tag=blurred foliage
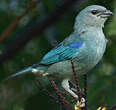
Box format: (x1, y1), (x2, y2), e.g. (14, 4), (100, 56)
(0, 0), (116, 110)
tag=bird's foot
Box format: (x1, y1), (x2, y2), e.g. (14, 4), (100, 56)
(62, 79), (86, 109)
(75, 97), (85, 110)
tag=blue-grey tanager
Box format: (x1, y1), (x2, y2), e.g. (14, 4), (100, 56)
(5, 5), (113, 99)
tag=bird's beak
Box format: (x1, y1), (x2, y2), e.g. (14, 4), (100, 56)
(100, 10), (113, 18)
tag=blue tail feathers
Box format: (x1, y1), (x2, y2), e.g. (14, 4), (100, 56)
(5, 67), (33, 81)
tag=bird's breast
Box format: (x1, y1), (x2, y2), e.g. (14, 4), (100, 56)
(72, 30), (107, 74)
(81, 31), (107, 69)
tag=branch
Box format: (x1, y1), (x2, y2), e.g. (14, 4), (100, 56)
(50, 80), (74, 110)
(36, 78), (67, 110)
(84, 74), (88, 110)
(70, 58), (81, 101)
(0, 0), (41, 43)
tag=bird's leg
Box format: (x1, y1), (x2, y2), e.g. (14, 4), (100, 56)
(61, 78), (78, 99)
(62, 79), (86, 109)
(68, 80), (77, 93)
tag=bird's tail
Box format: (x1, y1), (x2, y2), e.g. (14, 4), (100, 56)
(4, 66), (33, 81)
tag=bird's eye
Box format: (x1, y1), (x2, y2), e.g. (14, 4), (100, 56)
(91, 10), (98, 15)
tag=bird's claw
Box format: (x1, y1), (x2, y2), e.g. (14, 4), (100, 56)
(75, 97), (85, 110)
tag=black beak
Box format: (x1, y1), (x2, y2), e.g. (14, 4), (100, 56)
(100, 10), (113, 17)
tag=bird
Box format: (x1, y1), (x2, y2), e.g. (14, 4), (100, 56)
(5, 5), (113, 99)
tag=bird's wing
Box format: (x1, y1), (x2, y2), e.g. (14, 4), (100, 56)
(40, 42), (83, 65)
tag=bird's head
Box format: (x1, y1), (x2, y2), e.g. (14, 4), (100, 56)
(74, 5), (113, 31)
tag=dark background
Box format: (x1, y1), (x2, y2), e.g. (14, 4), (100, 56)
(0, 0), (116, 110)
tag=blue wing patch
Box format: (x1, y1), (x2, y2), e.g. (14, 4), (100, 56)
(40, 42), (83, 65)
(70, 43), (83, 48)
